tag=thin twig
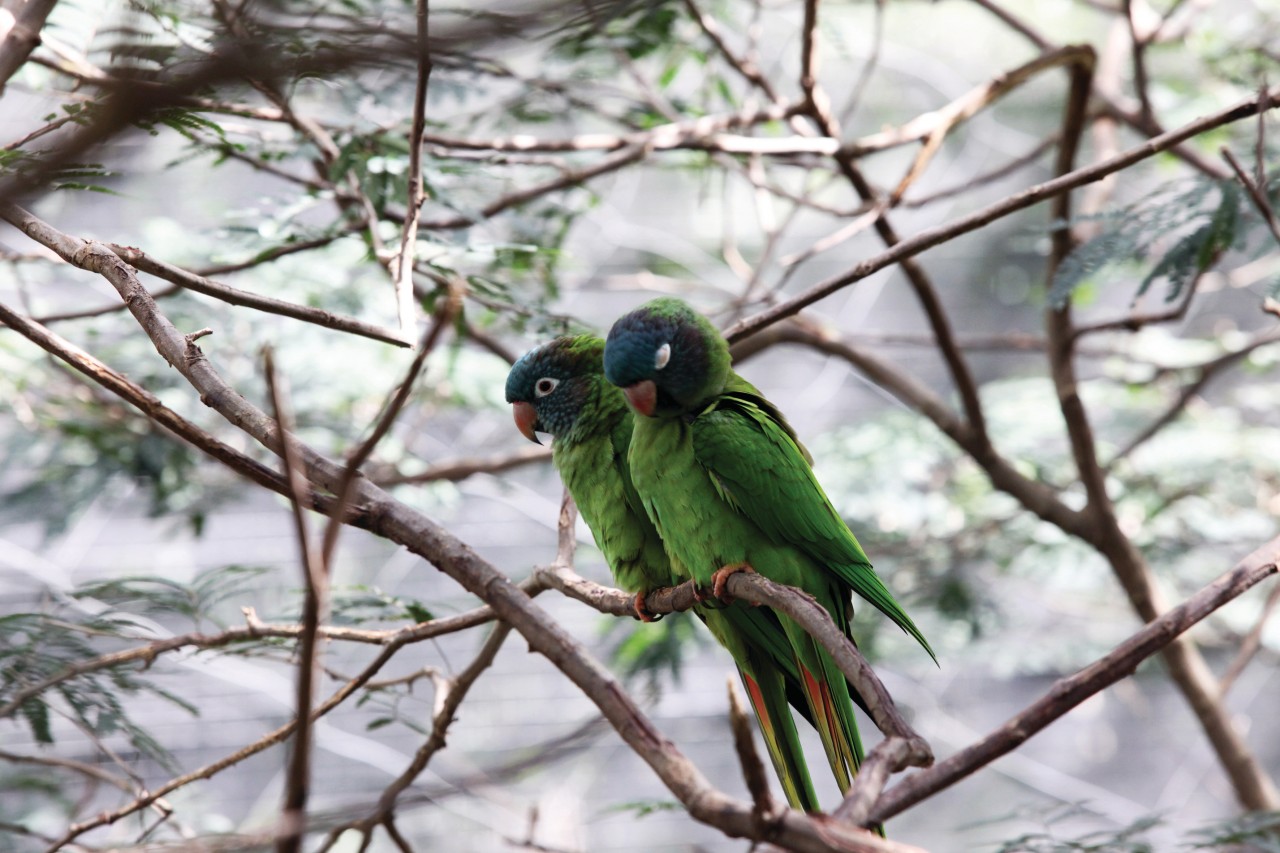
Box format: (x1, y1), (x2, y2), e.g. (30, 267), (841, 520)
(726, 83), (1280, 343)
(1106, 328), (1280, 468)
(392, 0), (433, 339)
(1124, 0), (1157, 127)
(1221, 146), (1280, 248)
(376, 445), (552, 486)
(321, 622), (514, 849)
(419, 145), (650, 230)
(888, 46), (1096, 203)
(265, 349), (327, 853)
(0, 589), (534, 724)
(318, 290), (459, 569)
(1218, 579), (1280, 698)
(109, 244), (411, 347)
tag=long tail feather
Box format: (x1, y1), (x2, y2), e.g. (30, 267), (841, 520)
(703, 607), (821, 811)
(740, 665), (820, 812)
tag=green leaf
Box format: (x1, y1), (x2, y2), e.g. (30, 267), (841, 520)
(20, 699), (53, 744)
(403, 601), (434, 623)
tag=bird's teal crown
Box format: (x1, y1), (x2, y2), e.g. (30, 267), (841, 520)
(505, 334), (613, 440)
(603, 297), (731, 416)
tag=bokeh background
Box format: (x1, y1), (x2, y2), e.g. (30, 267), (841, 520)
(2, 0), (1279, 850)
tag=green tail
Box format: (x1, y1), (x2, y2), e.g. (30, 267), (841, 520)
(703, 608), (820, 811)
(783, 613), (888, 836)
(738, 661), (820, 812)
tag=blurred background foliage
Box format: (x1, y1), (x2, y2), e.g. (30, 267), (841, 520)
(1, 0), (1279, 850)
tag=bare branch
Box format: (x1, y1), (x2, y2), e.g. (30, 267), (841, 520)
(868, 538), (1280, 824)
(106, 244), (412, 348)
(318, 289), (459, 569)
(833, 738), (915, 826)
(537, 563), (930, 754)
(0, 0), (59, 92)
(1221, 146), (1280, 248)
(376, 445), (552, 486)
(391, 0), (433, 338)
(1218, 578), (1280, 698)
(0, 296), (306, 511)
(264, 349), (327, 853)
(726, 83), (1280, 343)
(1042, 44), (1280, 810)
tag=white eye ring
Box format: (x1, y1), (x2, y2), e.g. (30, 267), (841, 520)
(534, 377), (560, 398)
(654, 342), (671, 370)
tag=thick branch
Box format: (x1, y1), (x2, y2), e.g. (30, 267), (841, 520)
(0, 0), (59, 92)
(14, 197), (902, 853)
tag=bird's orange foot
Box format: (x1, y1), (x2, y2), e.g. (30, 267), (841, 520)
(692, 583), (713, 605)
(633, 591), (662, 622)
(712, 563), (756, 602)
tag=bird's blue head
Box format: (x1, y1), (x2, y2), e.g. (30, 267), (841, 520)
(505, 335), (611, 444)
(603, 297), (731, 418)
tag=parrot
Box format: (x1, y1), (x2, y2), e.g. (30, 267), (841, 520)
(602, 297), (935, 797)
(506, 333), (832, 811)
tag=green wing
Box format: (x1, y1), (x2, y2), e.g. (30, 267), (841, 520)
(557, 415), (672, 594)
(691, 387), (935, 661)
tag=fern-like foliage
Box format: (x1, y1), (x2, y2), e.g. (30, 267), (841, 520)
(1050, 177), (1249, 309)
(1187, 809), (1280, 851)
(0, 565), (269, 760)
(0, 609), (192, 766)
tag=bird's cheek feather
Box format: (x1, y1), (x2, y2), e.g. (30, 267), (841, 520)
(512, 401), (542, 444)
(623, 380), (658, 417)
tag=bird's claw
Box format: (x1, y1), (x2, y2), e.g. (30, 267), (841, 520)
(633, 591), (662, 622)
(712, 563), (756, 603)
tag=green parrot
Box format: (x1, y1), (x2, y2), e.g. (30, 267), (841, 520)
(602, 298), (935, 797)
(505, 334), (830, 811)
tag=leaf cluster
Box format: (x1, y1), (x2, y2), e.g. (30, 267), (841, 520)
(1049, 178), (1252, 308)
(0, 612), (190, 763)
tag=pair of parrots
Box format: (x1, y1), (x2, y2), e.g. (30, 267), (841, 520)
(504, 297), (932, 814)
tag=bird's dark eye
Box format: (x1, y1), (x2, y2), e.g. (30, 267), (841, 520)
(535, 377), (560, 397)
(654, 342), (671, 369)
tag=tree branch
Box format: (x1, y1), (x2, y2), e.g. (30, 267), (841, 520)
(391, 0), (432, 339)
(868, 538), (1280, 824)
(265, 350), (328, 853)
(726, 83), (1280, 343)
(106, 244), (411, 347)
(11, 190), (906, 853)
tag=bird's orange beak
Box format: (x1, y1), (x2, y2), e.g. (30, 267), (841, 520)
(512, 401), (542, 444)
(622, 380), (657, 418)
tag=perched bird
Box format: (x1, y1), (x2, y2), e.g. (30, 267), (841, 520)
(505, 334), (827, 810)
(603, 297), (934, 795)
